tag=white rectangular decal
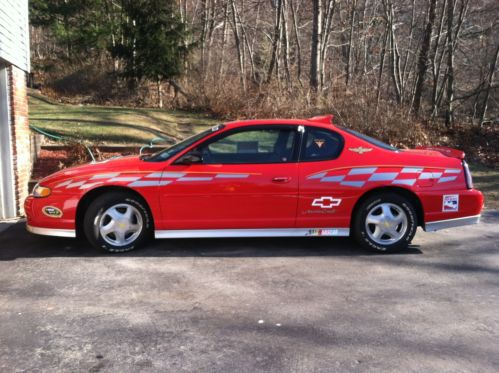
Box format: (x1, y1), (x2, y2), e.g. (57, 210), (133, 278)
(443, 194), (459, 212)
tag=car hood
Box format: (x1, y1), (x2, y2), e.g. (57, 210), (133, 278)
(39, 155), (143, 186)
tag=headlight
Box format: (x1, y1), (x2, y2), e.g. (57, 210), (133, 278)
(32, 184), (52, 198)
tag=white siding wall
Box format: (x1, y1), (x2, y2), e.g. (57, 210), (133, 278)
(0, 0), (30, 72)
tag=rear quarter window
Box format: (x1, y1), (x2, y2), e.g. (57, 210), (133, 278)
(301, 127), (344, 162)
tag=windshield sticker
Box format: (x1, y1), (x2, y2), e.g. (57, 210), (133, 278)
(314, 139), (326, 148)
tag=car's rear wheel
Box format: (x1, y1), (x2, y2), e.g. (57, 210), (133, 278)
(353, 193), (417, 253)
(83, 192), (152, 253)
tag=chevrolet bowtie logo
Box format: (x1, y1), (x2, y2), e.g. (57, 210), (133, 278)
(312, 196), (342, 209)
(349, 146), (373, 154)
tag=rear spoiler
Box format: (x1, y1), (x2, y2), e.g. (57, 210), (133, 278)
(416, 146), (465, 160)
(308, 114), (334, 125)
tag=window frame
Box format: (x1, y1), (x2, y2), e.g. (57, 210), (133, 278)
(339, 126), (398, 151)
(180, 125), (302, 165)
(298, 126), (345, 163)
(145, 124), (225, 162)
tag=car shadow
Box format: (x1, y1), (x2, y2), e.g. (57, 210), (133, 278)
(0, 223), (422, 260)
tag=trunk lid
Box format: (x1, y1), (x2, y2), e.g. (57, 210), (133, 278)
(415, 146), (465, 160)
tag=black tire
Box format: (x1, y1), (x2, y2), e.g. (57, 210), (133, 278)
(353, 193), (417, 253)
(83, 192), (152, 253)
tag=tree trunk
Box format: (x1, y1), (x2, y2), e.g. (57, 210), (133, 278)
(290, 0), (302, 82)
(413, 0), (437, 116)
(229, 0), (246, 91)
(479, 44), (499, 126)
(310, 0), (323, 93)
(345, 0), (357, 87)
(445, 0), (455, 127)
(218, 1), (229, 77)
(281, 0), (291, 83)
(401, 0), (416, 96)
(376, 25), (389, 113)
(157, 78), (163, 108)
(267, 0), (283, 83)
(320, 0), (336, 89)
(430, 0), (447, 118)
(383, 0), (402, 103)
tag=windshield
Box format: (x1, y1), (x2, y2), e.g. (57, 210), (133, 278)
(340, 127), (398, 151)
(145, 124), (225, 162)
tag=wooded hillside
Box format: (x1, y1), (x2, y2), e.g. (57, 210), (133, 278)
(29, 0), (498, 164)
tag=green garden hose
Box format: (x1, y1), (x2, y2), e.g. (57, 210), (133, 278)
(29, 124), (95, 162)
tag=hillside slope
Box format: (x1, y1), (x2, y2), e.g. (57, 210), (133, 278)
(29, 91), (218, 145)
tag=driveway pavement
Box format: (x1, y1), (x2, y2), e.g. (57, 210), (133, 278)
(0, 211), (498, 372)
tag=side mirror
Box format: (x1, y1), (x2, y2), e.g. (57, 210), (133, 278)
(176, 151), (203, 165)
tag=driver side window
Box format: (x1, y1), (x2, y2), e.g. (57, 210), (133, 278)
(197, 127), (297, 164)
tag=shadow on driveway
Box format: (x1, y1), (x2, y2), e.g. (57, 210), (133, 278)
(0, 222), (422, 260)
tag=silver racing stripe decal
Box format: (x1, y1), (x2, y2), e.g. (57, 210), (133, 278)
(55, 179), (73, 188)
(215, 173), (249, 179)
(66, 181), (86, 189)
(368, 172), (398, 181)
(128, 180), (172, 187)
(308, 166), (462, 188)
(177, 177), (213, 182)
(90, 173), (120, 180)
(348, 167), (377, 175)
(109, 176), (141, 182)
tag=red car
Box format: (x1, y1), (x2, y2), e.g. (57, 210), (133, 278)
(25, 115), (483, 253)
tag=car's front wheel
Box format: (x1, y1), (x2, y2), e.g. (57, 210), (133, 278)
(353, 193), (417, 253)
(83, 192), (152, 253)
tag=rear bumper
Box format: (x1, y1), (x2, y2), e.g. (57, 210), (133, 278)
(420, 188), (484, 226)
(424, 214), (480, 232)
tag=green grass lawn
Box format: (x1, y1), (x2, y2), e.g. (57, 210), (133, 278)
(29, 91), (218, 145)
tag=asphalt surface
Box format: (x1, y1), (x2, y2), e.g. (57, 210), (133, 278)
(0, 211), (498, 372)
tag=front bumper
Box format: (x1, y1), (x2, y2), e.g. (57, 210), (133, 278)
(424, 214), (481, 232)
(24, 195), (78, 236)
(26, 224), (76, 238)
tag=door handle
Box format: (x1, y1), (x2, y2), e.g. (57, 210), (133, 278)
(272, 177), (291, 183)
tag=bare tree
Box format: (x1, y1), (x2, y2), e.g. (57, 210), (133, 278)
(267, 0), (283, 83)
(229, 0), (246, 90)
(310, 0), (323, 92)
(345, 0), (357, 87)
(413, 0), (437, 116)
(479, 44), (499, 125)
(30, 0), (499, 127)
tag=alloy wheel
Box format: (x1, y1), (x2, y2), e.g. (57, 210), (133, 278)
(98, 203), (143, 247)
(365, 202), (408, 245)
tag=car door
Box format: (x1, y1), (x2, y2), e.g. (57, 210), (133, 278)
(160, 125), (300, 229)
(296, 126), (352, 229)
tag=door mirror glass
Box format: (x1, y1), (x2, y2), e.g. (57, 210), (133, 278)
(176, 151), (203, 165)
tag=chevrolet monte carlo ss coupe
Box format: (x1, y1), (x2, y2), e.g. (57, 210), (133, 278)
(26, 115), (484, 253)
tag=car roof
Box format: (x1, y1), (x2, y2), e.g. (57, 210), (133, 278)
(223, 115), (339, 130)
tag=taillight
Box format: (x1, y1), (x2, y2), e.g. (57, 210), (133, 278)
(462, 160), (473, 189)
